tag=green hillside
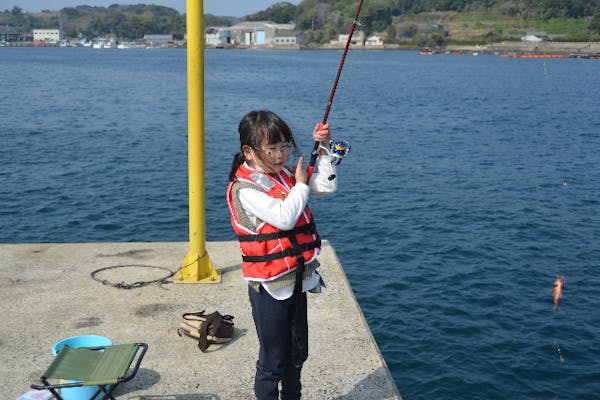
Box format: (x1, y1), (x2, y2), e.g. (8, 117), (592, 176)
(2, 1), (600, 47)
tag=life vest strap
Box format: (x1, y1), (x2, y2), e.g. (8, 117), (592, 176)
(237, 221), (317, 242)
(241, 239), (321, 263)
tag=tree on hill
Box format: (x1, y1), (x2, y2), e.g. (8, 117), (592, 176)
(361, 2), (395, 35)
(204, 14), (238, 27)
(88, 10), (185, 39)
(244, 1), (298, 23)
(2, 1), (600, 45)
(589, 13), (600, 35)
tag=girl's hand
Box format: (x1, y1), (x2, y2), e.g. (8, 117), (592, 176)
(313, 123), (330, 143)
(295, 156), (308, 184)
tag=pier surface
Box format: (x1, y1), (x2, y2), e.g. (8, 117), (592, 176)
(1, 241), (401, 400)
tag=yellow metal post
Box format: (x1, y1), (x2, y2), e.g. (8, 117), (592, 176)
(176, 0), (221, 283)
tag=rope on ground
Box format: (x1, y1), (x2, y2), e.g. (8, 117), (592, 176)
(90, 256), (198, 289)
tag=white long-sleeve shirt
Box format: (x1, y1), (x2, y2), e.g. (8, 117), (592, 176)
(237, 155), (337, 231)
(237, 155), (337, 299)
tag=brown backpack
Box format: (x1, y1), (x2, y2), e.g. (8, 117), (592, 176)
(177, 310), (235, 352)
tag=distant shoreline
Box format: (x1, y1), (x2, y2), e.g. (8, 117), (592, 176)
(209, 41), (600, 55)
(446, 41), (600, 56)
(4, 41), (600, 56)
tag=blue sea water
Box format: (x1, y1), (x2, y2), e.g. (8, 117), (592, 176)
(2, 47), (600, 399)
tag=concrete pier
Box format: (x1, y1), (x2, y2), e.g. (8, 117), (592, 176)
(1, 241), (401, 400)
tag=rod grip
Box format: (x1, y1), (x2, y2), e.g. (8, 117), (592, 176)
(308, 122), (327, 167)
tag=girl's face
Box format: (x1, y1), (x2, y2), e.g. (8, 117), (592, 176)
(243, 136), (292, 174)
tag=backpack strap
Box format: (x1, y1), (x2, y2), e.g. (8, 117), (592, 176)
(197, 314), (217, 352)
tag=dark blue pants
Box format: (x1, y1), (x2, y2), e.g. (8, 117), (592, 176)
(248, 285), (308, 400)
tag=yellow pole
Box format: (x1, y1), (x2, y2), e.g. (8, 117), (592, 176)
(176, 0), (221, 283)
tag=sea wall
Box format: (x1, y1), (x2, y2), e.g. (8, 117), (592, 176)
(449, 41), (600, 55)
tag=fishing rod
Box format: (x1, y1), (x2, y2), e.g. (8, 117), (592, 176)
(308, 0), (365, 172)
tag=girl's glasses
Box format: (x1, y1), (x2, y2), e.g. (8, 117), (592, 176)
(254, 142), (294, 159)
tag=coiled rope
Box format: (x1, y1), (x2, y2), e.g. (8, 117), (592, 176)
(90, 256), (198, 289)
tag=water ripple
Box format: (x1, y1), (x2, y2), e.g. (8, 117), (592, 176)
(3, 48), (600, 399)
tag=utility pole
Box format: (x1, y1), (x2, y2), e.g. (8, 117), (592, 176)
(175, 0), (221, 284)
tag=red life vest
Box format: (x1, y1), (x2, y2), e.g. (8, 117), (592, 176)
(226, 163), (321, 281)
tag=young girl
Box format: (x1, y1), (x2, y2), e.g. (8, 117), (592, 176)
(227, 110), (337, 400)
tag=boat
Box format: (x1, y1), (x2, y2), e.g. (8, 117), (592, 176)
(92, 38), (115, 49)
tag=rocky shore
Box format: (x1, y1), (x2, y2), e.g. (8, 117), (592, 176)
(447, 41), (600, 56)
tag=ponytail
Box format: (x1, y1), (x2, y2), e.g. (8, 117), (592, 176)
(229, 152), (245, 181)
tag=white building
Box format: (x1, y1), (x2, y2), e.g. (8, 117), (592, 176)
(330, 30), (365, 46)
(33, 29), (61, 43)
(521, 34), (542, 42)
(273, 29), (301, 46)
(207, 21), (301, 48)
(365, 34), (384, 46)
(206, 27), (230, 47)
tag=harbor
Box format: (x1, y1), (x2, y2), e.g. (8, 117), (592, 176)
(1, 241), (402, 400)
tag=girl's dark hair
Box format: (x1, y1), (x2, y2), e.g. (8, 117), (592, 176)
(229, 110), (298, 181)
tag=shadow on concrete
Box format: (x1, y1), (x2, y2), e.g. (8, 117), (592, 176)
(114, 368), (160, 395)
(135, 395), (221, 400)
(218, 263), (242, 274)
(332, 366), (400, 400)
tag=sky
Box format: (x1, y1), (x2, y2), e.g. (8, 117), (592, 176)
(2, 0), (302, 17)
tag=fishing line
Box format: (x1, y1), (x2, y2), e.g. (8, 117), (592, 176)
(308, 0), (365, 177)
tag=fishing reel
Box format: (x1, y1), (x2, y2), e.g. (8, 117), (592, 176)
(319, 139), (351, 166)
